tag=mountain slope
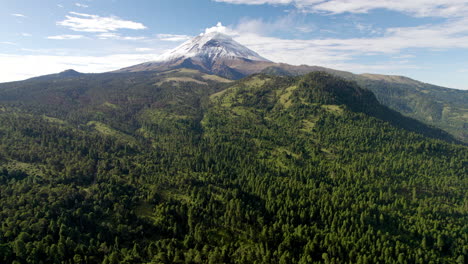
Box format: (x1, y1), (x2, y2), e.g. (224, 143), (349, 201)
(115, 32), (468, 142)
(0, 67), (457, 144)
(31, 69), (84, 80)
(210, 72), (458, 143)
(0, 71), (466, 263)
(0, 68), (230, 125)
(260, 65), (468, 143)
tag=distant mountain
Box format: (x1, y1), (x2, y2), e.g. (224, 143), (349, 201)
(27, 69), (85, 81)
(118, 32), (275, 79)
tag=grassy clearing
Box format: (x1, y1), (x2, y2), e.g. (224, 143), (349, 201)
(321, 104), (343, 114)
(279, 85), (297, 108)
(274, 147), (300, 159)
(87, 121), (137, 145)
(102, 102), (119, 109)
(201, 74), (232, 83)
(140, 108), (190, 123)
(174, 68), (200, 74)
(243, 76), (269, 88)
(156, 77), (207, 86)
(4, 160), (43, 176)
(301, 119), (316, 132)
(231, 106), (251, 116)
(42, 115), (66, 124)
(159, 189), (191, 204)
(210, 89), (229, 100)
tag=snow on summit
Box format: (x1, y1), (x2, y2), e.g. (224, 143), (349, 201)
(155, 23), (271, 63)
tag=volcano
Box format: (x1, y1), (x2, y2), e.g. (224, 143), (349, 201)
(118, 31), (276, 79)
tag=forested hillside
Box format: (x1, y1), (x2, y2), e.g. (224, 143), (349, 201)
(260, 65), (468, 143)
(0, 71), (466, 264)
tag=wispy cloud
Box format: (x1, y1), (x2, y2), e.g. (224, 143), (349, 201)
(0, 42), (17, 46)
(96, 33), (120, 39)
(156, 34), (191, 41)
(20, 33), (32, 37)
(392, 54), (415, 59)
(11, 13), (26, 18)
(234, 16), (468, 56)
(47, 35), (85, 40)
(96, 33), (147, 40)
(135, 48), (154, 52)
(235, 13), (316, 35)
(57, 12), (146, 32)
(75, 3), (89, 8)
(191, 18), (468, 76)
(215, 0), (468, 17)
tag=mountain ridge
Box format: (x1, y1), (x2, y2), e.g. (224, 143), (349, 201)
(2, 32), (467, 142)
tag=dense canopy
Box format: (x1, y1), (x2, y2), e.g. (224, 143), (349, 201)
(0, 71), (466, 263)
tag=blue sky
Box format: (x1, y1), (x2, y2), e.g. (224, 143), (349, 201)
(1, 0), (468, 89)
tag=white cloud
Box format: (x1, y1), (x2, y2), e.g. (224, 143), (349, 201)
(11, 13), (26, 17)
(235, 14), (316, 35)
(135, 48), (154, 52)
(311, 0), (468, 17)
(354, 23), (381, 35)
(57, 12), (146, 32)
(47, 35), (85, 40)
(96, 33), (120, 39)
(204, 22), (236, 35)
(58, 4), (64, 8)
(296, 26), (314, 33)
(96, 33), (147, 40)
(75, 3), (89, 8)
(228, 16), (468, 63)
(122, 36), (146, 40)
(215, 0), (296, 4)
(156, 34), (191, 41)
(214, 0), (468, 17)
(392, 54), (415, 59)
(20, 33), (32, 37)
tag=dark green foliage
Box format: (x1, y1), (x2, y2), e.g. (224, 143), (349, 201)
(0, 71), (466, 263)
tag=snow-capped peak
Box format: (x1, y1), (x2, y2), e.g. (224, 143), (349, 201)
(155, 31), (271, 63)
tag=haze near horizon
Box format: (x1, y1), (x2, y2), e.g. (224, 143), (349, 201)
(2, 0), (468, 90)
